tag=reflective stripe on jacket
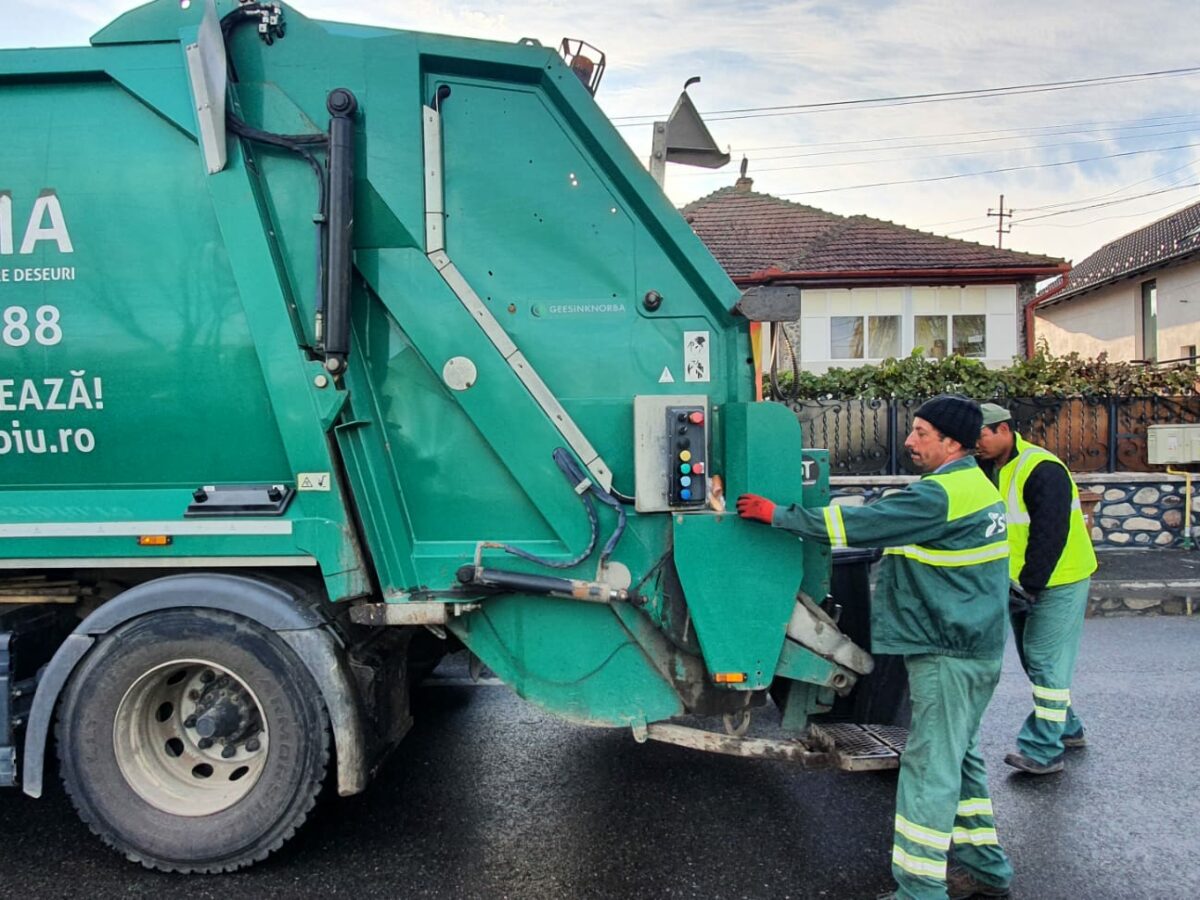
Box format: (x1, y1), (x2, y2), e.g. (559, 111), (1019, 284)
(998, 434), (1097, 587)
(772, 456), (1009, 659)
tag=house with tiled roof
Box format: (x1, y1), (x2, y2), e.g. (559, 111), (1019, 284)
(1032, 200), (1200, 362)
(684, 173), (1068, 373)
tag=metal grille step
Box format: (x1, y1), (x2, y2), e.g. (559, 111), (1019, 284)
(807, 723), (908, 771)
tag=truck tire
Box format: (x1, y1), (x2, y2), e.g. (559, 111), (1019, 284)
(56, 608), (330, 873)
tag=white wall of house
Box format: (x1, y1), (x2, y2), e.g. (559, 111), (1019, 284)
(1035, 285), (1138, 359)
(1037, 260), (1200, 361)
(1158, 264), (1200, 360)
(787, 284), (1018, 374)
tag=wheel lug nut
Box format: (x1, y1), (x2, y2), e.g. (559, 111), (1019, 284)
(198, 737), (213, 749)
(184, 716), (197, 729)
(245, 738), (261, 752)
(188, 690), (200, 700)
(221, 745), (237, 759)
(200, 670), (214, 684)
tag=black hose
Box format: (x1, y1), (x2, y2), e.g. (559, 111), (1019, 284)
(593, 477), (627, 563)
(499, 448), (627, 568)
(219, 5), (331, 353)
(608, 486), (636, 505)
(500, 449), (597, 568)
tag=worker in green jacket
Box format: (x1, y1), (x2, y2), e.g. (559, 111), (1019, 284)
(737, 394), (1012, 900)
(976, 403), (1098, 776)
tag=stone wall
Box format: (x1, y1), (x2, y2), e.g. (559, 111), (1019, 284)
(1075, 474), (1197, 548)
(1089, 596), (1195, 617)
(831, 472), (1197, 549)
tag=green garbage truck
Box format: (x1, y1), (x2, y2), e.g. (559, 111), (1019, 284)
(0, 0), (904, 873)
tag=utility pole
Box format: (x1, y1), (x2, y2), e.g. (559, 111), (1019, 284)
(987, 194), (1012, 248)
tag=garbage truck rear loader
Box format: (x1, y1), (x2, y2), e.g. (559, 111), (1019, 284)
(0, 0), (901, 872)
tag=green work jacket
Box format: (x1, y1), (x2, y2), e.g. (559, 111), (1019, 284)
(995, 433), (1097, 588)
(771, 455), (1009, 659)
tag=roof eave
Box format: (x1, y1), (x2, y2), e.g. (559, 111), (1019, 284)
(1040, 248), (1200, 308)
(734, 264), (1070, 288)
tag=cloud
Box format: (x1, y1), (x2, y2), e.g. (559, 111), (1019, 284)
(4, 0), (1200, 262)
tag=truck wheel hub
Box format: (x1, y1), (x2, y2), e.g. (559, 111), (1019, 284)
(113, 659), (270, 816)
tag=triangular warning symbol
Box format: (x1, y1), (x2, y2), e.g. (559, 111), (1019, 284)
(300, 476), (313, 489)
(659, 367), (675, 383)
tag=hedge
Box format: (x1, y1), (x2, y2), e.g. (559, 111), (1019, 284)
(769, 343), (1199, 401)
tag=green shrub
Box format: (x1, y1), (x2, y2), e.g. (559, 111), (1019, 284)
(769, 341), (1199, 400)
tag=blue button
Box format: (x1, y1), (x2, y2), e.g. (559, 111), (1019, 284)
(680, 489), (692, 501)
(680, 476), (692, 487)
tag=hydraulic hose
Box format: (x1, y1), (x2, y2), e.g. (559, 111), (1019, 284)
(219, 5), (347, 368)
(498, 448), (627, 569)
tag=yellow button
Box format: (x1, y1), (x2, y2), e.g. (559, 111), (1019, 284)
(679, 450), (692, 462)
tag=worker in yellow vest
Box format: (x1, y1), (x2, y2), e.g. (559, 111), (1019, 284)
(976, 403), (1098, 775)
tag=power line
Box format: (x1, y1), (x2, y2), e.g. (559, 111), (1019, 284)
(611, 66), (1200, 125)
(708, 76), (1200, 124)
(941, 182), (1200, 236)
(776, 140), (1200, 197)
(1018, 182), (1200, 224)
(1016, 160), (1200, 213)
(744, 118), (1200, 164)
(725, 114), (1198, 156)
(669, 124), (1199, 177)
(917, 159), (1200, 228)
(1017, 194), (1200, 230)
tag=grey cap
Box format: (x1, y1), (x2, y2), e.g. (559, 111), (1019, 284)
(980, 402), (1012, 427)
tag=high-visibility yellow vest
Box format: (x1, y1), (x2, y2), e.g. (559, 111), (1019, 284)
(997, 434), (1097, 587)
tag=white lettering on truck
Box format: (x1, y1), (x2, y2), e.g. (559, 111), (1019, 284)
(2, 305), (63, 346)
(0, 193), (107, 459)
(0, 420), (95, 455)
(0, 372), (102, 411)
(0, 190), (74, 255)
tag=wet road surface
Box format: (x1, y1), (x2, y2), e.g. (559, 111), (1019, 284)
(0, 615), (1195, 899)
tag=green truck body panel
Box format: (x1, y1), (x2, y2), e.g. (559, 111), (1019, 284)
(0, 0), (848, 730)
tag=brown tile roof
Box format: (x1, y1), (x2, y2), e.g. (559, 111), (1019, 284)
(1035, 199), (1200, 306)
(682, 184), (1065, 280)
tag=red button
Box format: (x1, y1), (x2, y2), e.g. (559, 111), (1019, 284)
(691, 461), (705, 475)
(689, 411), (705, 425)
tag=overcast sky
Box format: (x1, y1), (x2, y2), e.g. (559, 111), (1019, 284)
(4, 0), (1200, 265)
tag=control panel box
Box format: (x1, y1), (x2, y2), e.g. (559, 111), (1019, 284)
(1147, 424), (1200, 464)
(634, 394), (709, 513)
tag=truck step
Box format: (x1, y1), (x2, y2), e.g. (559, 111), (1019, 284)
(640, 720), (908, 771)
(807, 722), (907, 772)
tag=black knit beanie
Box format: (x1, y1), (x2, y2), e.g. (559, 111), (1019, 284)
(914, 394), (982, 450)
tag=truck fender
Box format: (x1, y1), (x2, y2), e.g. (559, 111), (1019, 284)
(22, 573), (368, 800)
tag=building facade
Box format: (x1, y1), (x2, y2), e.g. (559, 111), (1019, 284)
(1034, 201), (1200, 362)
(685, 175), (1065, 374)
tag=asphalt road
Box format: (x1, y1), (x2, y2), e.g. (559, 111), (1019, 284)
(0, 616), (1196, 899)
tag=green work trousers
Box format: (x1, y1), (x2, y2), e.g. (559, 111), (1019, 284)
(892, 654), (1013, 900)
(1011, 577), (1089, 764)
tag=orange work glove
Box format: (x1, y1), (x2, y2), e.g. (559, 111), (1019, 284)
(735, 493), (776, 524)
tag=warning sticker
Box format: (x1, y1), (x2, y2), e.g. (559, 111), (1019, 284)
(684, 331), (710, 383)
(658, 366), (675, 384)
(297, 472), (331, 491)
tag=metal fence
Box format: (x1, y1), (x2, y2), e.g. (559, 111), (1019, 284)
(779, 396), (1200, 476)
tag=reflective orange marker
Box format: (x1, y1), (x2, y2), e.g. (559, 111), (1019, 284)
(137, 535), (172, 547)
(713, 672), (746, 684)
